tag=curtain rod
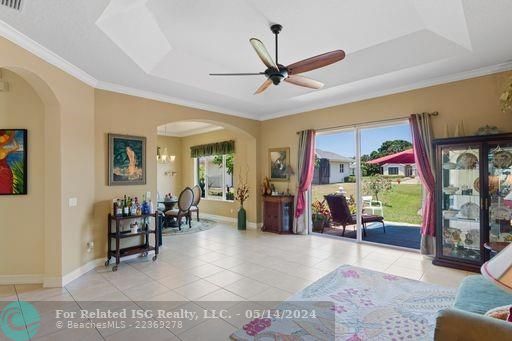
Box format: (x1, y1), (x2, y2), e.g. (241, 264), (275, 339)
(296, 111), (438, 134)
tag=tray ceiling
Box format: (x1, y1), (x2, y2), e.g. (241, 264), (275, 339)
(1, 0), (511, 120)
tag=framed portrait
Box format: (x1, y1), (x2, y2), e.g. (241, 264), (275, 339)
(108, 134), (146, 186)
(269, 147), (290, 181)
(0, 129), (27, 195)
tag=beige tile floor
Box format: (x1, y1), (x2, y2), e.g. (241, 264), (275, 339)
(0, 223), (472, 340)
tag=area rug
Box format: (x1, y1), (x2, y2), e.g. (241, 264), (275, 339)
(161, 218), (215, 236)
(230, 265), (455, 340)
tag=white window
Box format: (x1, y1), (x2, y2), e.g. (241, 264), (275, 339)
(340, 164), (345, 173)
(388, 167), (399, 175)
(196, 154), (234, 201)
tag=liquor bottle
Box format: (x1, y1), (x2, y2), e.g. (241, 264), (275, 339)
(116, 199), (123, 217)
(149, 199), (154, 214)
(135, 197), (141, 216)
(123, 196), (129, 217)
(130, 198), (137, 216)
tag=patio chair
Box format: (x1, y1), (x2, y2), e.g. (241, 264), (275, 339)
(324, 194), (385, 237)
(362, 195), (384, 216)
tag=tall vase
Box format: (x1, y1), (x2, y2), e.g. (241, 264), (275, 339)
(238, 205), (247, 230)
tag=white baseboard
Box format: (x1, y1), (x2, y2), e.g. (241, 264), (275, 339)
(0, 274), (43, 285)
(201, 213), (259, 230)
(61, 258), (105, 287)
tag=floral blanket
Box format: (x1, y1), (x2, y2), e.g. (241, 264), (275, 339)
(231, 265), (455, 340)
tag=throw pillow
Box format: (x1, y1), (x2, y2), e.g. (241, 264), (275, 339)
(485, 305), (512, 322)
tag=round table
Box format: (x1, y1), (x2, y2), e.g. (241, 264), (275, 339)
(158, 199), (179, 226)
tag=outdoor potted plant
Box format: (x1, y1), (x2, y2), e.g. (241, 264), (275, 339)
(312, 200), (330, 232)
(235, 171), (249, 230)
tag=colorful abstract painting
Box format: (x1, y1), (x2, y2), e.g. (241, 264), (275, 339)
(108, 133), (146, 186)
(0, 129), (27, 195)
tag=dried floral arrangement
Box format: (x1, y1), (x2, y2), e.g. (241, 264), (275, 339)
(500, 77), (512, 113)
(235, 168), (250, 207)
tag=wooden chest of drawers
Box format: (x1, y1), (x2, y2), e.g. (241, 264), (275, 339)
(262, 195), (294, 234)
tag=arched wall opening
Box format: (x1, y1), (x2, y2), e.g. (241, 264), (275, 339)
(155, 120), (258, 225)
(0, 67), (62, 284)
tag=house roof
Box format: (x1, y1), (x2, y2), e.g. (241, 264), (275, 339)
(316, 149), (355, 163)
(367, 149), (415, 165)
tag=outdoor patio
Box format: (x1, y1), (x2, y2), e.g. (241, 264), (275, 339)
(320, 222), (421, 250)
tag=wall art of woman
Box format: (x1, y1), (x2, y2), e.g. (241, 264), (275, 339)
(0, 129), (27, 195)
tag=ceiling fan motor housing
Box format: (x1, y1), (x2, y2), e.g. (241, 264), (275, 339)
(266, 65), (288, 85)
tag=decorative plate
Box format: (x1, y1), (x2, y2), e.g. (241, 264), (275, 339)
(456, 152), (478, 169)
(458, 202), (480, 220)
(473, 176), (500, 194)
(490, 205), (511, 221)
(492, 150), (512, 169)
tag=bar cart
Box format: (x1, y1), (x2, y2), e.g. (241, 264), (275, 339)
(106, 213), (160, 272)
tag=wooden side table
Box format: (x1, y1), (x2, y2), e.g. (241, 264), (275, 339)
(262, 195), (294, 234)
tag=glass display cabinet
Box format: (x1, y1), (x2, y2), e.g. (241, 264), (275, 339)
(433, 134), (512, 272)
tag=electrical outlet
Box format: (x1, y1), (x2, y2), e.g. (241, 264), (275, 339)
(69, 197), (78, 207)
(87, 241), (94, 253)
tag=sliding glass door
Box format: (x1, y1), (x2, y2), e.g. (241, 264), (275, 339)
(311, 120), (422, 250)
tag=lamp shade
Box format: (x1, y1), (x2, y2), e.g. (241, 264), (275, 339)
(481, 242), (512, 293)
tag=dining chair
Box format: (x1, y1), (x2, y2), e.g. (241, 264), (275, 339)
(189, 185), (202, 222)
(165, 187), (194, 230)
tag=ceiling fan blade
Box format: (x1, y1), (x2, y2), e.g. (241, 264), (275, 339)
(254, 79), (273, 95)
(287, 50), (345, 75)
(285, 75), (324, 89)
(250, 38), (279, 70)
(210, 72), (265, 76)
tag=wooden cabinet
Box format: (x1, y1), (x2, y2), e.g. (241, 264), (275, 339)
(433, 133), (512, 272)
(262, 195), (294, 234)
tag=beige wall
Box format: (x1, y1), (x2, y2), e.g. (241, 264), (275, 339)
(156, 135), (182, 197)
(180, 129), (258, 224)
(93, 90), (260, 262)
(2, 32), (512, 285)
(0, 69), (45, 276)
(1, 36), (95, 284)
(260, 71), (512, 195)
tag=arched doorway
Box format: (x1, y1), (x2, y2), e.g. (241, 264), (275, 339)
(155, 119), (258, 234)
(0, 67), (62, 286)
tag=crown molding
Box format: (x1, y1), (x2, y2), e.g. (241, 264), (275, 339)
(258, 61), (512, 120)
(2, 19), (512, 122)
(0, 19), (98, 87)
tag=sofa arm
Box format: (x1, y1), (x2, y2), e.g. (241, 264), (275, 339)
(435, 308), (512, 341)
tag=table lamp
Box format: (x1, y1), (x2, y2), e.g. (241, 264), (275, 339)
(481, 242), (512, 293)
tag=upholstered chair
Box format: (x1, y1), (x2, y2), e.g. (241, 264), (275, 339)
(189, 185), (202, 222)
(165, 187), (194, 230)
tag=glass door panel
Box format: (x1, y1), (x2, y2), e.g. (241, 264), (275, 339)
(487, 143), (512, 244)
(440, 144), (481, 262)
(312, 130), (357, 239)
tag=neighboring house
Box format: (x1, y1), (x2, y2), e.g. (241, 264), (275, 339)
(382, 163), (417, 177)
(313, 149), (355, 184)
(368, 149), (416, 177)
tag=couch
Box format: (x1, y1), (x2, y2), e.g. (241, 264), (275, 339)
(435, 275), (512, 340)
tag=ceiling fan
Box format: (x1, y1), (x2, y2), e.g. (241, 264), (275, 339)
(209, 24), (345, 94)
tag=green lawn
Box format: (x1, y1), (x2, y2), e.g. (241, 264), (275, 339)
(312, 182), (422, 225)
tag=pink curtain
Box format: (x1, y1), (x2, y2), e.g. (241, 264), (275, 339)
(409, 113), (436, 254)
(294, 130), (316, 234)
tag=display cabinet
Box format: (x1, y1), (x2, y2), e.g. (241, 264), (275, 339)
(433, 133), (512, 272)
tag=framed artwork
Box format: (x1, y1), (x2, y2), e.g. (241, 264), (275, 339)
(0, 129), (27, 195)
(108, 134), (146, 186)
(269, 147), (290, 181)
